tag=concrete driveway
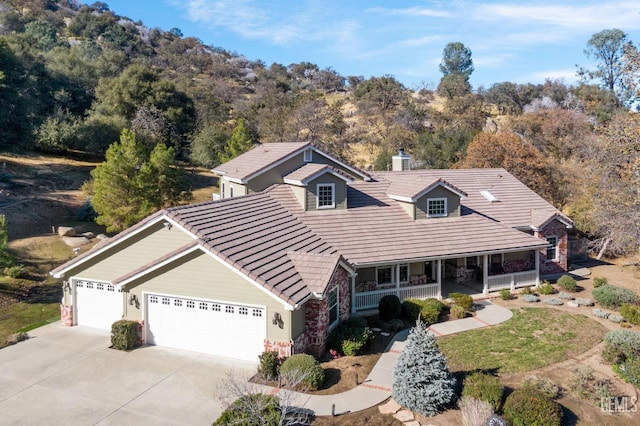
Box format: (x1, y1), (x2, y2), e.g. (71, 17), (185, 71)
(0, 322), (256, 425)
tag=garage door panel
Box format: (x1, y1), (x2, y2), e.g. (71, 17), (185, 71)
(75, 281), (123, 330)
(146, 295), (265, 361)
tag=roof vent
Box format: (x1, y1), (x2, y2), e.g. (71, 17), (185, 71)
(392, 148), (411, 171)
(480, 190), (499, 202)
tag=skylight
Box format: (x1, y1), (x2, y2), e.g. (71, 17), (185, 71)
(480, 190), (499, 202)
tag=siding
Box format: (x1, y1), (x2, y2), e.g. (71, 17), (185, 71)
(397, 200), (415, 219)
(415, 186), (461, 219)
(67, 223), (194, 282)
(247, 154), (306, 193)
(305, 174), (347, 211)
(126, 250), (291, 343)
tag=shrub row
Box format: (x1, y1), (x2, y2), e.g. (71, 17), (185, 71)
(593, 284), (640, 308)
(402, 298), (444, 325)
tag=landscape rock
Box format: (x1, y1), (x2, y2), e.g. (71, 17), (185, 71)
(393, 410), (414, 422)
(567, 301), (579, 308)
(82, 232), (95, 239)
(62, 236), (90, 248)
(57, 226), (76, 237)
(96, 234), (108, 240)
(379, 398), (401, 415)
(403, 422), (421, 426)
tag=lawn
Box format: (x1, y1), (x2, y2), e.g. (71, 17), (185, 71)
(0, 302), (60, 345)
(437, 307), (607, 374)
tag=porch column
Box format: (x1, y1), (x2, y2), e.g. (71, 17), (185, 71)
(436, 259), (442, 299)
(395, 262), (400, 298)
(535, 250), (540, 287)
(482, 255), (489, 294)
(351, 274), (356, 314)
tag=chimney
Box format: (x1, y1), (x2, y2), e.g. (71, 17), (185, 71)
(392, 148), (411, 171)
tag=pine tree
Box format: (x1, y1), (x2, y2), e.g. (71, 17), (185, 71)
(392, 321), (456, 416)
(219, 118), (254, 163)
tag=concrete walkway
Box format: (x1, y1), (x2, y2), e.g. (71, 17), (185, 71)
(275, 300), (513, 416)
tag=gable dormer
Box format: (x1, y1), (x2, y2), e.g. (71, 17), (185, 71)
(387, 177), (467, 220)
(284, 164), (353, 211)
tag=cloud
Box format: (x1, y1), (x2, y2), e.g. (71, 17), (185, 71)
(366, 6), (451, 18)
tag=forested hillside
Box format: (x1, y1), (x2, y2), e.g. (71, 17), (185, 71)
(1, 0), (640, 258)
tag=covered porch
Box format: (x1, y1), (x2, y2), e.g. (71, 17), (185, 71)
(351, 250), (539, 312)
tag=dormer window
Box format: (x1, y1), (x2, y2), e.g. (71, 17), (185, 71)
(317, 183), (335, 209)
(304, 149), (312, 162)
(427, 198), (447, 217)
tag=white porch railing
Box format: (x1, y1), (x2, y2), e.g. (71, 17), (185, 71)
(487, 270), (538, 292)
(353, 283), (440, 312)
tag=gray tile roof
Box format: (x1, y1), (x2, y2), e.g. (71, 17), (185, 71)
(283, 163), (353, 186)
(386, 176), (467, 201)
(287, 252), (344, 296)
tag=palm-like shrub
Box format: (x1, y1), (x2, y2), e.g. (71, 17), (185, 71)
(392, 321), (456, 416)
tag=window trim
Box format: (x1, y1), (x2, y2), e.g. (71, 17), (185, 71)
(376, 266), (393, 285)
(427, 197), (447, 217)
(316, 183), (336, 209)
(546, 236), (559, 262)
(328, 287), (339, 328)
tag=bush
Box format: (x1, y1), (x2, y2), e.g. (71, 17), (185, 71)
(499, 289), (515, 300)
(593, 276), (608, 288)
(522, 294), (539, 303)
(392, 321), (456, 416)
(522, 375), (562, 399)
(327, 317), (373, 356)
(258, 351), (280, 380)
(556, 275), (577, 292)
(602, 329), (640, 364)
(621, 304), (640, 325)
(538, 282), (555, 295)
(543, 298), (563, 305)
(593, 284), (640, 308)
(402, 298), (444, 325)
(378, 294), (402, 321)
(214, 393), (281, 425)
(593, 308), (610, 319)
(448, 292), (473, 311)
(459, 396), (493, 426)
(503, 389), (563, 426)
(450, 304), (466, 319)
(110, 320), (139, 350)
(280, 354), (324, 391)
(3, 264), (25, 278)
(520, 286), (534, 295)
(462, 372), (504, 412)
(617, 355), (640, 388)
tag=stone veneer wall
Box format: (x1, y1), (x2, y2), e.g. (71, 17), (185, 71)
(301, 266), (351, 357)
(536, 219), (569, 275)
(60, 304), (73, 326)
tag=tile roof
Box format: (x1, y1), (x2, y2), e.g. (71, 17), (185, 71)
(212, 142), (310, 182)
(165, 193), (338, 306)
(283, 163), (354, 186)
(266, 180), (550, 266)
(374, 169), (572, 229)
(287, 252), (344, 296)
(386, 176), (467, 202)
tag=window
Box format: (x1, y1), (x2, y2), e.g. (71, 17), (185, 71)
(107, 285), (114, 292)
(402, 158), (409, 170)
(399, 264), (409, 283)
(547, 236), (558, 262)
(377, 266), (393, 285)
(252, 308), (262, 317)
(225, 305), (235, 314)
(427, 198), (447, 217)
(317, 183), (335, 209)
(304, 149), (312, 162)
(162, 297), (170, 305)
(239, 307), (248, 315)
(97, 283), (104, 290)
(466, 256), (478, 269)
(211, 303), (221, 312)
(199, 302), (208, 310)
(186, 300), (195, 308)
(328, 288), (339, 327)
(150, 296), (158, 303)
(174, 299), (182, 307)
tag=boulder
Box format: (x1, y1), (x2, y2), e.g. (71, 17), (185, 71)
(96, 234), (108, 240)
(57, 226), (76, 237)
(62, 236), (90, 248)
(82, 232), (95, 239)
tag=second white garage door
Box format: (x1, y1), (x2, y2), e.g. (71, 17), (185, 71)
(146, 294), (266, 362)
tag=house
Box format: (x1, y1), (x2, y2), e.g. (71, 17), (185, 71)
(52, 143), (572, 362)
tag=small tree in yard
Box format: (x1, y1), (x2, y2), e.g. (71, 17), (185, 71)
(392, 321), (456, 416)
(0, 214), (12, 268)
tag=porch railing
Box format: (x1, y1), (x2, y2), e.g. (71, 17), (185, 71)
(353, 283), (440, 312)
(487, 270), (538, 292)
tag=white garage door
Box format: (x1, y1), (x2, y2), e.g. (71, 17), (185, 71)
(75, 281), (123, 330)
(146, 294), (266, 362)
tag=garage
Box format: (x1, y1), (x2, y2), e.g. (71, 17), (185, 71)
(74, 280), (123, 329)
(145, 294), (266, 362)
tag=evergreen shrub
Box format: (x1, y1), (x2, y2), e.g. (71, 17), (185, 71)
(258, 351), (280, 380)
(556, 275), (577, 292)
(378, 294), (402, 321)
(538, 282), (555, 295)
(391, 322), (456, 416)
(450, 304), (466, 319)
(448, 292), (473, 311)
(621, 304), (640, 325)
(110, 320), (139, 350)
(279, 354), (324, 391)
(214, 394), (281, 425)
(327, 317), (372, 356)
(593, 284), (640, 308)
(401, 298), (444, 325)
(503, 389), (563, 426)
(462, 372), (504, 411)
(602, 329), (640, 364)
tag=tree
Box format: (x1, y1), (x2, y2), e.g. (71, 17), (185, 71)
(577, 29), (629, 103)
(86, 129), (191, 232)
(0, 215), (12, 268)
(392, 321), (456, 417)
(439, 42), (474, 78)
(219, 118), (255, 163)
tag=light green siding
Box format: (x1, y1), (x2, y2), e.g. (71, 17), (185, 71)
(66, 223), (194, 282)
(291, 306), (306, 340)
(415, 186), (461, 219)
(125, 250), (292, 343)
(247, 154), (306, 193)
(397, 200), (415, 219)
(305, 174), (347, 211)
(290, 184), (307, 208)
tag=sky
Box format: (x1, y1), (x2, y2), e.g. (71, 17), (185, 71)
(103, 0), (640, 90)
